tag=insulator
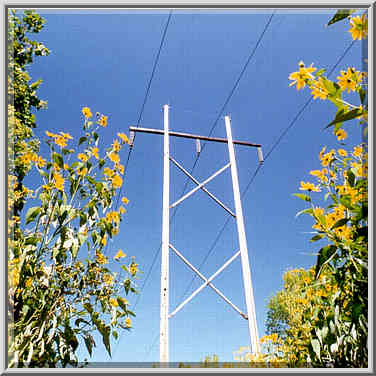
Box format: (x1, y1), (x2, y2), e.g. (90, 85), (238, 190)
(257, 147), (264, 163)
(129, 131), (135, 147)
(196, 139), (201, 155)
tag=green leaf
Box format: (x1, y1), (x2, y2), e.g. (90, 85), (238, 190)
(295, 208), (314, 218)
(310, 234), (325, 242)
(352, 303), (364, 321)
(333, 122), (343, 134)
(86, 176), (96, 185)
(359, 87), (366, 104)
(327, 9), (355, 26)
(25, 206), (41, 224)
(25, 236), (39, 245)
(98, 159), (105, 169)
(79, 137), (87, 146)
(26, 342), (34, 364)
(126, 309), (136, 317)
(52, 152), (63, 169)
(293, 193), (311, 202)
(314, 68), (326, 77)
(79, 212), (87, 227)
(321, 77), (341, 99)
(315, 245), (337, 279)
(102, 325), (111, 357)
(83, 302), (93, 313)
(311, 338), (321, 361)
(112, 330), (118, 340)
(84, 334), (94, 357)
(339, 196), (353, 210)
(326, 108), (363, 128)
(330, 217), (348, 230)
(346, 169), (356, 187)
(117, 297), (129, 312)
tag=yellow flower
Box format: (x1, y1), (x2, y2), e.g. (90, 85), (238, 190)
(334, 225), (352, 240)
(45, 130), (58, 138)
(104, 167), (114, 178)
(103, 273), (114, 285)
(109, 152), (120, 164)
(321, 151), (335, 167)
(289, 61), (316, 90)
(64, 163), (69, 170)
(349, 14), (368, 40)
(353, 145), (363, 157)
(118, 132), (129, 144)
(37, 156), (46, 168)
(109, 298), (119, 307)
(337, 68), (359, 93)
(53, 172), (65, 191)
(92, 147), (99, 159)
(60, 132), (73, 139)
(335, 129), (347, 141)
(25, 277), (33, 288)
(19, 154), (30, 165)
(106, 211), (120, 224)
(78, 153), (89, 162)
(299, 181), (321, 192)
(30, 153), (38, 162)
(96, 251), (108, 265)
(101, 235), (107, 246)
(114, 249), (126, 260)
(77, 167), (88, 176)
(130, 263), (138, 276)
(338, 148), (347, 157)
(42, 184), (51, 191)
(122, 197), (129, 205)
(98, 115), (108, 127)
(112, 174), (123, 189)
(117, 164), (125, 175)
(125, 317), (132, 328)
(55, 135), (68, 148)
(119, 206), (126, 214)
(82, 107), (92, 118)
(311, 77), (328, 100)
(112, 139), (122, 152)
(310, 169), (328, 183)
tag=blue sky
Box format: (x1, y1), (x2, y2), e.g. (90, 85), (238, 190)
(22, 8), (365, 364)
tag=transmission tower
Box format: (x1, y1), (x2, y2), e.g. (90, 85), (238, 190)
(129, 104), (263, 364)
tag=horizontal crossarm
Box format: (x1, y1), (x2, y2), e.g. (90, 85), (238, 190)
(168, 244), (246, 319)
(170, 163), (230, 209)
(169, 155), (236, 218)
(129, 126), (261, 148)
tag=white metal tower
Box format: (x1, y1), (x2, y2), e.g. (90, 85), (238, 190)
(129, 104), (263, 365)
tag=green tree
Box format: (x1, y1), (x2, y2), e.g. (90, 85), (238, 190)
(234, 10), (368, 368)
(8, 10), (139, 367)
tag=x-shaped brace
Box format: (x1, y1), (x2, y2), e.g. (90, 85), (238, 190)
(169, 156), (236, 218)
(168, 243), (248, 320)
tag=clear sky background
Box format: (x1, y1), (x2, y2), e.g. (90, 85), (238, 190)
(23, 8), (365, 364)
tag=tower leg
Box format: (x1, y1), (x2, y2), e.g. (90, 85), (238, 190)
(225, 116), (260, 355)
(160, 104), (170, 364)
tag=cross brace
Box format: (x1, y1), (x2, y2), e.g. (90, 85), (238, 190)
(170, 162), (230, 210)
(169, 156), (236, 217)
(168, 243), (247, 320)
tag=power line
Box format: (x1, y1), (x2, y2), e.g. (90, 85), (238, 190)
(138, 11), (276, 359)
(115, 9), (173, 212)
(103, 10), (173, 257)
(178, 37), (357, 304)
(174, 11), (276, 206)
(111, 10), (173, 359)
